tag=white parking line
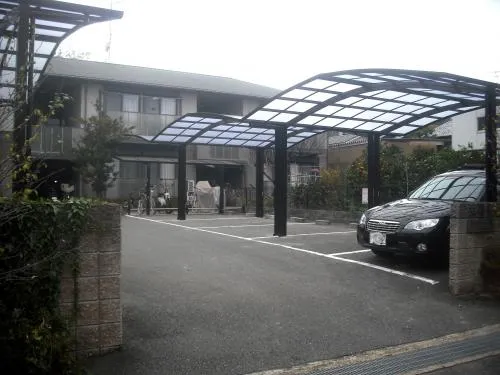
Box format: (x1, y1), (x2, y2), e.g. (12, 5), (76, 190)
(197, 223), (315, 229)
(127, 215), (439, 285)
(329, 249), (371, 256)
(251, 231), (355, 239)
(154, 216), (263, 221)
(197, 224), (275, 229)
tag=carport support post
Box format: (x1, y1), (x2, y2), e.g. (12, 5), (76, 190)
(145, 162), (151, 216)
(367, 133), (381, 208)
(218, 166), (225, 214)
(255, 148), (264, 218)
(12, 2), (29, 193)
(485, 85), (497, 202)
(274, 127), (288, 237)
(177, 145), (187, 220)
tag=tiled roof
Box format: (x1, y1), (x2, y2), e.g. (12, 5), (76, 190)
(45, 57), (280, 99)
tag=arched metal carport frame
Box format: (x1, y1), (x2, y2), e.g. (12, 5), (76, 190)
(147, 70), (500, 237)
(0, 0), (123, 191)
(2, 3), (498, 237)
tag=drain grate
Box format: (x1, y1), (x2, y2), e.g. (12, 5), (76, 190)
(307, 331), (500, 375)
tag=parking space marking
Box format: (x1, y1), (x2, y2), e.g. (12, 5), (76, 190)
(197, 223), (315, 229)
(153, 216), (263, 222)
(127, 215), (439, 285)
(197, 223), (275, 229)
(250, 231), (355, 239)
(329, 249), (371, 256)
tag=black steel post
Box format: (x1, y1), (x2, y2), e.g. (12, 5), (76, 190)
(145, 163), (151, 216)
(26, 15), (35, 152)
(367, 133), (381, 208)
(12, 2), (29, 193)
(255, 148), (264, 218)
(218, 166), (225, 214)
(177, 145), (187, 220)
(274, 127), (288, 237)
(485, 85), (497, 202)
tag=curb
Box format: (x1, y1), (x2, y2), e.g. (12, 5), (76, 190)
(315, 219), (331, 225)
(290, 216), (307, 223)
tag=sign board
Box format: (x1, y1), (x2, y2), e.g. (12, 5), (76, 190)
(362, 188), (369, 205)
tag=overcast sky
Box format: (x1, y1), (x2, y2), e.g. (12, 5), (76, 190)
(59, 0), (500, 90)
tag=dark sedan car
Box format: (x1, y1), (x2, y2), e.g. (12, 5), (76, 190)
(357, 168), (490, 259)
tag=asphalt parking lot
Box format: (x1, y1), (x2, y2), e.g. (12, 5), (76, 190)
(88, 214), (500, 375)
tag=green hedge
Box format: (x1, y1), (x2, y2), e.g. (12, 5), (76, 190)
(290, 146), (486, 211)
(0, 199), (91, 374)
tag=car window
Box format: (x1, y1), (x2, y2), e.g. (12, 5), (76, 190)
(409, 175), (485, 201)
(410, 177), (444, 198)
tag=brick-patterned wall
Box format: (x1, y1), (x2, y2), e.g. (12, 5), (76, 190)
(60, 203), (122, 357)
(449, 202), (500, 296)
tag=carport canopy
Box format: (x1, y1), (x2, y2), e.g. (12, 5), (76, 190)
(0, 0), (123, 101)
(147, 69), (500, 236)
(149, 70), (500, 146)
(1, 0), (123, 193)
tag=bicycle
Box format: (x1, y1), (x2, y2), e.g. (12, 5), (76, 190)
(137, 190), (148, 215)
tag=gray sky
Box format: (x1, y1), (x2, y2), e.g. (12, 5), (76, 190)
(59, 0), (500, 90)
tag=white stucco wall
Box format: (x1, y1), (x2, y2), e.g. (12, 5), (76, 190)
(180, 91), (197, 114)
(451, 108), (500, 150)
(242, 98), (263, 115)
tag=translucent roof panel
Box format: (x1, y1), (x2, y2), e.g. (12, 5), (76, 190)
(0, 1), (123, 101)
(243, 69), (500, 137)
(148, 113), (324, 149)
(152, 113), (276, 148)
(147, 70), (500, 149)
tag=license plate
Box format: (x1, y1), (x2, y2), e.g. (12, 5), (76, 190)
(369, 232), (386, 246)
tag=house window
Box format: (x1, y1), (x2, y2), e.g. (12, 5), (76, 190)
(106, 92), (180, 114)
(143, 96), (161, 114)
(105, 92), (139, 112)
(161, 98), (182, 115)
(106, 92), (122, 111)
(122, 94), (139, 112)
(119, 162), (146, 179)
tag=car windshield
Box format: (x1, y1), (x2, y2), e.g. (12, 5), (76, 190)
(408, 175), (485, 202)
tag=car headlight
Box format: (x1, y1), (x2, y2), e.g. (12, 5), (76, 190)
(359, 213), (367, 225)
(404, 218), (439, 231)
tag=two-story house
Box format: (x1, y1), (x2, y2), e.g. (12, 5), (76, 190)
(449, 107), (500, 152)
(34, 57), (280, 200)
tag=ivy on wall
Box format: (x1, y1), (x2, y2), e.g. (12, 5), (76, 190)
(0, 198), (92, 374)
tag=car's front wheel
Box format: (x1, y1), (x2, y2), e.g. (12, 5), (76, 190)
(371, 249), (394, 258)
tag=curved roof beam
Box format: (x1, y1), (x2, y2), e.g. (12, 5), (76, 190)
(242, 69), (500, 137)
(0, 0), (123, 101)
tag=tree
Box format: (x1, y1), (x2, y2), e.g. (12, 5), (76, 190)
(346, 144), (485, 205)
(73, 106), (132, 198)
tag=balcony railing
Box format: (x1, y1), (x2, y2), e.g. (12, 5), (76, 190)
(31, 125), (83, 157)
(30, 112), (182, 158)
(106, 111), (181, 137)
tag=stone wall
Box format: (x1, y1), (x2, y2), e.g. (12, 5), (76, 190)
(60, 203), (122, 357)
(288, 208), (363, 224)
(449, 202), (500, 296)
